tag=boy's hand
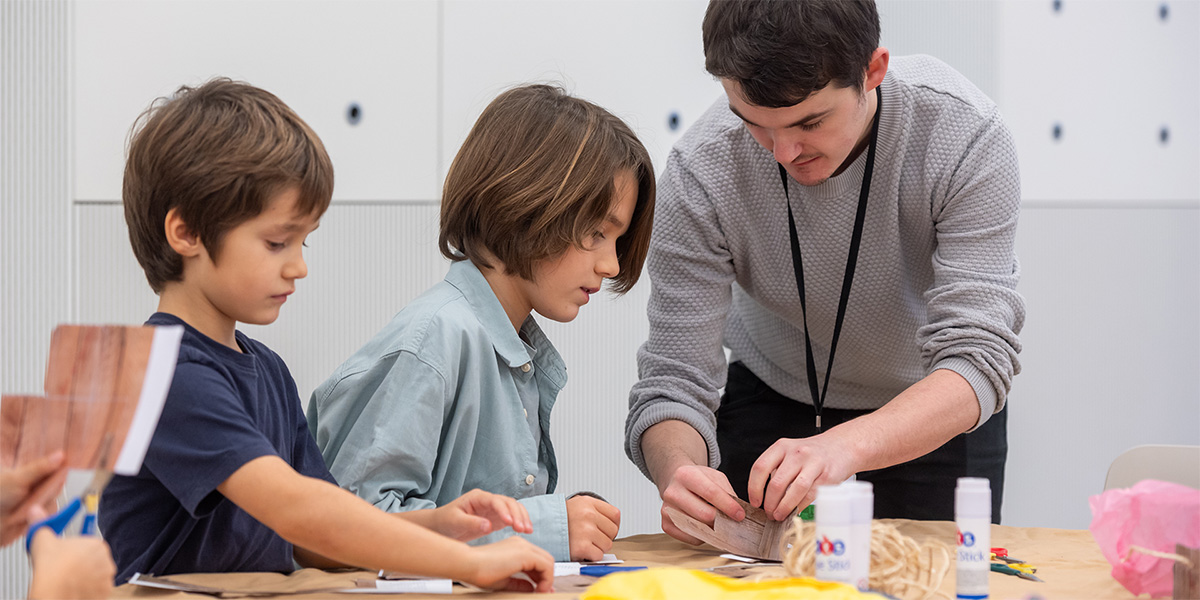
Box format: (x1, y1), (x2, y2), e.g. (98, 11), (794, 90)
(0, 452), (68, 546)
(27, 516), (116, 599)
(565, 495), (621, 561)
(461, 536), (554, 593)
(434, 489), (533, 541)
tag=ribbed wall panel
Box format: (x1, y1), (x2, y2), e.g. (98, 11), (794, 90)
(1, 1), (73, 597)
(877, 0), (1001, 104)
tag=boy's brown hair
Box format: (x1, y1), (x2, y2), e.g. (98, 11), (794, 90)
(440, 84), (655, 294)
(124, 78), (334, 293)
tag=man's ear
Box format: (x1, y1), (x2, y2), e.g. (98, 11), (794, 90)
(864, 47), (890, 92)
(163, 207), (203, 258)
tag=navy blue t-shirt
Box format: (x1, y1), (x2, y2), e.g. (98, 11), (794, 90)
(99, 313), (337, 583)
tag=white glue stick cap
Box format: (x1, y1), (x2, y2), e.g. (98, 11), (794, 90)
(955, 477), (991, 520)
(843, 480), (874, 522)
(816, 484), (852, 525)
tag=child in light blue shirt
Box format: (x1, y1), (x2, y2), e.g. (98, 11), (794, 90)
(308, 84), (656, 561)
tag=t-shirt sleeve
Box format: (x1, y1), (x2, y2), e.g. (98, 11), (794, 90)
(143, 360), (280, 517)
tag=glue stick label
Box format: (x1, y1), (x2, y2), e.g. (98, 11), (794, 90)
(955, 518), (990, 599)
(814, 526), (853, 583)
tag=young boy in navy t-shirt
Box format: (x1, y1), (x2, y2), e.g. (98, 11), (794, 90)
(99, 79), (553, 592)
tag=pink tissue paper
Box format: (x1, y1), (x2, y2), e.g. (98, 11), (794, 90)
(1089, 479), (1200, 598)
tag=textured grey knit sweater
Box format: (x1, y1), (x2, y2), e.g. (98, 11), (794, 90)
(625, 55), (1025, 479)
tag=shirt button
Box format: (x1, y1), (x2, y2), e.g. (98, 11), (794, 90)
(523, 408), (529, 418)
(525, 474), (535, 485)
(520, 363), (532, 373)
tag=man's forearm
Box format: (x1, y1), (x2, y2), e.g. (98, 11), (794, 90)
(641, 420), (710, 491)
(828, 368), (981, 473)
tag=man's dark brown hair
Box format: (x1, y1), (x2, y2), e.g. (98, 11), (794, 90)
(440, 84), (656, 294)
(124, 78), (334, 293)
(703, 0), (881, 108)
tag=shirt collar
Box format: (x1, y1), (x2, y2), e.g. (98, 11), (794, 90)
(444, 259), (545, 370)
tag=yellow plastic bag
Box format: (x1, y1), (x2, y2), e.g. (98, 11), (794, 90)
(580, 568), (885, 600)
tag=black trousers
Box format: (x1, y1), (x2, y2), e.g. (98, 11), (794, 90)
(716, 362), (1007, 523)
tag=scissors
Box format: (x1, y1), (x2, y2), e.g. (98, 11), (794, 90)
(24, 434), (114, 553)
(990, 547), (1043, 582)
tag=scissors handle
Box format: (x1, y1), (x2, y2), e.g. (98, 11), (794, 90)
(24, 497), (82, 553)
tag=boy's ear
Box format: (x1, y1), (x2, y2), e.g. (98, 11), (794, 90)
(163, 208), (204, 258)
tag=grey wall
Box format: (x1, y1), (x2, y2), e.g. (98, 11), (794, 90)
(2, 1), (1198, 596)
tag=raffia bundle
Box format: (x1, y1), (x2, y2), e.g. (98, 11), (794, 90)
(782, 518), (953, 600)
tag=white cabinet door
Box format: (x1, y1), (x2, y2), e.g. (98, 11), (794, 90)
(441, 0), (722, 183)
(75, 0), (440, 202)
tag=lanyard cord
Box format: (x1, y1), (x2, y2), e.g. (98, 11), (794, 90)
(779, 85), (882, 432)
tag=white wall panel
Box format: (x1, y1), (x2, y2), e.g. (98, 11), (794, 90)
(75, 204), (160, 325)
(1005, 204), (1200, 529)
(540, 284), (660, 536)
(1000, 0), (1200, 202)
(441, 0), (722, 183)
(877, 0), (1001, 104)
(74, 0), (440, 202)
(2, 2), (73, 596)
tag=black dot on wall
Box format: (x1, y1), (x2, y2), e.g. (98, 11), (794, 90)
(1160, 3), (1169, 21)
(1052, 0), (1062, 13)
(347, 102), (362, 126)
(1160, 126), (1170, 145)
(1052, 122), (1063, 141)
(668, 111), (681, 132)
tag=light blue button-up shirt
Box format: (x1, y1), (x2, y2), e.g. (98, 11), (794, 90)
(306, 260), (570, 559)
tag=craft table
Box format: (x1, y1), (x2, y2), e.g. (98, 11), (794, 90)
(111, 519), (1135, 599)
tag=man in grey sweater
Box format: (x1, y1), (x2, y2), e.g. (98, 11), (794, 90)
(626, 0), (1024, 542)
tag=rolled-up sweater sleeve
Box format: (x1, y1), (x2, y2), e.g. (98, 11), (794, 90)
(921, 110), (1025, 430)
(625, 150), (736, 480)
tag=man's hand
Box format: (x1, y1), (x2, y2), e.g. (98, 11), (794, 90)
(461, 537), (554, 593)
(0, 452), (67, 546)
(657, 464), (745, 544)
(748, 435), (857, 521)
(433, 489), (533, 541)
(565, 495), (620, 561)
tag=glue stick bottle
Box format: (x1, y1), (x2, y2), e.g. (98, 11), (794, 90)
(955, 477), (991, 600)
(844, 480), (874, 590)
(814, 484), (853, 584)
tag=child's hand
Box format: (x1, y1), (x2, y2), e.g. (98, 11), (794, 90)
(461, 536), (554, 593)
(565, 495), (621, 561)
(434, 489), (533, 541)
(27, 522), (116, 599)
(0, 452), (68, 546)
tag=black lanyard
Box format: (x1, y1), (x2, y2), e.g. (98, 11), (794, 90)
(779, 85), (882, 432)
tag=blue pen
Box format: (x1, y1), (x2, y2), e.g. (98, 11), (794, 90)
(579, 565), (647, 577)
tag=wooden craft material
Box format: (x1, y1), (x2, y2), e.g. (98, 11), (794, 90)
(1176, 543), (1199, 600)
(1, 324), (181, 475)
(664, 496), (790, 561)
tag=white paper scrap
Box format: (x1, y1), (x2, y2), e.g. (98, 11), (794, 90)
(343, 579), (452, 594)
(114, 325), (183, 475)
